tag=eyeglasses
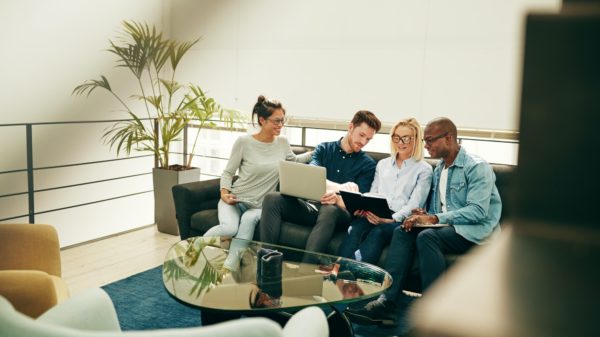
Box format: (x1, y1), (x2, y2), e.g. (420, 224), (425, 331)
(267, 117), (287, 126)
(391, 135), (413, 144)
(423, 132), (448, 145)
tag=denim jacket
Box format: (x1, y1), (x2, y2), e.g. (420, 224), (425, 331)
(428, 147), (502, 244)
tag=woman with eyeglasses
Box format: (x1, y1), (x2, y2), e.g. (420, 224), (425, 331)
(203, 95), (312, 250)
(338, 118), (432, 264)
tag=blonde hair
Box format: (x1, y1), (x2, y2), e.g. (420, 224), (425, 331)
(389, 117), (424, 161)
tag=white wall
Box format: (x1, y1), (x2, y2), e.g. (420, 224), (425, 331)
(0, 0), (559, 246)
(170, 0), (560, 131)
(0, 0), (166, 246)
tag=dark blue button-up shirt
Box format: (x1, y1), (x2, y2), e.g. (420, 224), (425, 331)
(309, 138), (376, 193)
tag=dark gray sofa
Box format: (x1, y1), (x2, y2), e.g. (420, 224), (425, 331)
(172, 146), (516, 292)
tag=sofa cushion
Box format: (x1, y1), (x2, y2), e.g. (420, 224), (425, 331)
(191, 209), (219, 234)
(490, 164), (514, 221)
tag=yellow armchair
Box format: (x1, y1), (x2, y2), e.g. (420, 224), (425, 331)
(0, 224), (69, 318)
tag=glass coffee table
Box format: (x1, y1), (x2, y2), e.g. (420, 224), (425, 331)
(162, 236), (392, 337)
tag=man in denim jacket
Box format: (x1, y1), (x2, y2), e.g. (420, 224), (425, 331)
(346, 117), (502, 326)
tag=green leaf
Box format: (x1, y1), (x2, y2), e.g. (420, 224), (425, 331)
(72, 76), (112, 96)
(132, 94), (162, 110)
(169, 38), (200, 70)
(159, 78), (182, 97)
(108, 41), (146, 79)
(162, 259), (193, 282)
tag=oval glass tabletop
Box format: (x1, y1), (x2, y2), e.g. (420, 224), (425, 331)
(162, 236), (392, 313)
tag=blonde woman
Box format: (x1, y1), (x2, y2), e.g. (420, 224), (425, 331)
(338, 117), (432, 264)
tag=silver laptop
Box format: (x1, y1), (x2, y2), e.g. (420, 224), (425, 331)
(279, 161), (326, 201)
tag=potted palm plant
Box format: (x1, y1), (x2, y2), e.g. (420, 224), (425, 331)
(74, 21), (244, 235)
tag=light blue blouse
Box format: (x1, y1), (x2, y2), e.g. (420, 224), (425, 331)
(370, 156), (433, 222)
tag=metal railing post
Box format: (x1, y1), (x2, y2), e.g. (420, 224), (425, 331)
(301, 127), (307, 147)
(26, 124), (35, 224)
(154, 118), (159, 168)
(183, 124), (188, 167)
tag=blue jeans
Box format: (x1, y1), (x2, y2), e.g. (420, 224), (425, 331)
(338, 218), (400, 264)
(204, 200), (262, 240)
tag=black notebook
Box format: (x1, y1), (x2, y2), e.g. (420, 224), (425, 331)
(339, 190), (393, 219)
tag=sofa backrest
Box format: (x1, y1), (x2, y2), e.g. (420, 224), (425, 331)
(292, 146), (516, 223)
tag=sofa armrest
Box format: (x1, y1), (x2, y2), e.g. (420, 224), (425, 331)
(0, 270), (62, 318)
(172, 178), (221, 239)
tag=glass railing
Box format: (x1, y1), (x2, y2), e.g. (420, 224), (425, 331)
(179, 122), (518, 180)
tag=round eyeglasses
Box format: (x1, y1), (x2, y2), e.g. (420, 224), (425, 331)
(267, 117), (288, 126)
(391, 135), (413, 144)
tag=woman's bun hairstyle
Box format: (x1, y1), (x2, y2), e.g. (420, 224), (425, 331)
(252, 95), (285, 126)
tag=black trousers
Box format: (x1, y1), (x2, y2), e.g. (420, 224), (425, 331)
(259, 192), (352, 255)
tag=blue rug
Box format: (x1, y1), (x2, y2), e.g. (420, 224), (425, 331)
(102, 266), (201, 330)
(102, 265), (415, 336)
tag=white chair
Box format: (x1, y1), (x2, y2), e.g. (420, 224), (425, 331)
(0, 288), (328, 337)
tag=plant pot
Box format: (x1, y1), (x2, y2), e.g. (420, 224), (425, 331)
(153, 167), (200, 235)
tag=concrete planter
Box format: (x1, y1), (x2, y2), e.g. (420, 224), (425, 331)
(153, 167), (200, 235)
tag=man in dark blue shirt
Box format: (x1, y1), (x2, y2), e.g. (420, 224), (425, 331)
(260, 110), (381, 255)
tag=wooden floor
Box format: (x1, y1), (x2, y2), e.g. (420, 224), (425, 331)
(60, 225), (181, 295)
